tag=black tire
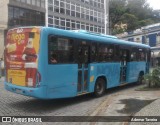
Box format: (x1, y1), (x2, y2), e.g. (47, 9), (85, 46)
(94, 78), (106, 97)
(137, 73), (144, 84)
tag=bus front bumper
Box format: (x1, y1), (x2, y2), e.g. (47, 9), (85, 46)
(4, 82), (47, 99)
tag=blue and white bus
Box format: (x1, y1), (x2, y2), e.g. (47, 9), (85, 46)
(4, 27), (150, 99)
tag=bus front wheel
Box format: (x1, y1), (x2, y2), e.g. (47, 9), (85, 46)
(94, 78), (105, 97)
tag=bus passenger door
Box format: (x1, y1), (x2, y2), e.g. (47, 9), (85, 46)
(77, 42), (90, 94)
(120, 49), (130, 83)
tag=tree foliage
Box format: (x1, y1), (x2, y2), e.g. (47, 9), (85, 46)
(109, 0), (155, 34)
(144, 67), (160, 88)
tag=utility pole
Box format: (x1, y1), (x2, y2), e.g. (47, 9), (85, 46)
(142, 29), (148, 45)
(104, 0), (109, 35)
(45, 0), (48, 27)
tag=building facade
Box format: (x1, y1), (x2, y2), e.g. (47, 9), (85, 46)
(48, 0), (109, 34)
(0, 0), (109, 59)
(117, 23), (160, 47)
(0, 0), (45, 58)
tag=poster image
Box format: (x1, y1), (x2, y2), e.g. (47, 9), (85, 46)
(5, 27), (40, 87)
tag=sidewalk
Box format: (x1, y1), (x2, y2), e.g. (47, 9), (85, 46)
(0, 77), (4, 82)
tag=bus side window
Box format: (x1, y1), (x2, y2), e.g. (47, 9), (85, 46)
(138, 49), (145, 61)
(91, 43), (98, 62)
(130, 48), (138, 62)
(98, 44), (108, 62)
(120, 49), (130, 64)
(114, 45), (120, 62)
(130, 52), (137, 61)
(48, 36), (57, 64)
(107, 46), (114, 61)
(48, 35), (75, 64)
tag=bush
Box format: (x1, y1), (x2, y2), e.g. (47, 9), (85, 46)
(144, 67), (160, 88)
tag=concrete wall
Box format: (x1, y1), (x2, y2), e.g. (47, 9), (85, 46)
(0, 0), (9, 29)
(0, 0), (9, 58)
(0, 30), (4, 58)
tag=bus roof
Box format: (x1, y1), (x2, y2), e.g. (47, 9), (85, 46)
(8, 26), (150, 49)
(71, 30), (118, 39)
(43, 27), (150, 49)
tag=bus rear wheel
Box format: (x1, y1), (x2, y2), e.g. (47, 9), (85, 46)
(94, 78), (105, 97)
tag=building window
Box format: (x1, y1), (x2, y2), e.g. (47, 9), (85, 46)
(81, 7), (85, 19)
(81, 23), (85, 30)
(37, 0), (40, 7)
(157, 33), (160, 45)
(86, 24), (89, 31)
(76, 21), (80, 29)
(60, 1), (65, 14)
(54, 6), (59, 13)
(32, 0), (36, 5)
(94, 25), (98, 32)
(98, 26), (101, 33)
(71, 20), (75, 29)
(66, 19), (70, 28)
(8, 6), (45, 28)
(41, 0), (45, 8)
(26, 0), (31, 4)
(94, 11), (97, 22)
(48, 0), (53, 4)
(48, 16), (53, 25)
(54, 17), (59, 27)
(66, 3), (70, 15)
(55, 0), (59, 6)
(48, 5), (53, 11)
(90, 25), (93, 32)
(20, 0), (25, 2)
(60, 18), (65, 27)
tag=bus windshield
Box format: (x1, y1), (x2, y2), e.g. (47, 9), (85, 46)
(5, 27), (41, 87)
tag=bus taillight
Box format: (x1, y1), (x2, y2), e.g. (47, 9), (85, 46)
(26, 70), (41, 88)
(25, 63), (37, 87)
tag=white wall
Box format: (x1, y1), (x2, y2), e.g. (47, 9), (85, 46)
(134, 35), (143, 43)
(0, 0), (9, 58)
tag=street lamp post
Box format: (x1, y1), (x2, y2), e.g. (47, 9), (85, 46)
(45, 0), (48, 27)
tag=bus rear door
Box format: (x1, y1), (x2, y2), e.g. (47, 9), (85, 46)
(77, 42), (90, 94)
(120, 48), (130, 83)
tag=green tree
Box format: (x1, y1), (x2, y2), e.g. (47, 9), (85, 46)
(109, 0), (127, 31)
(120, 13), (138, 31)
(109, 0), (155, 34)
(126, 0), (152, 20)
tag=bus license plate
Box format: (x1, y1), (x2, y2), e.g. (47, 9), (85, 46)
(16, 89), (22, 94)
